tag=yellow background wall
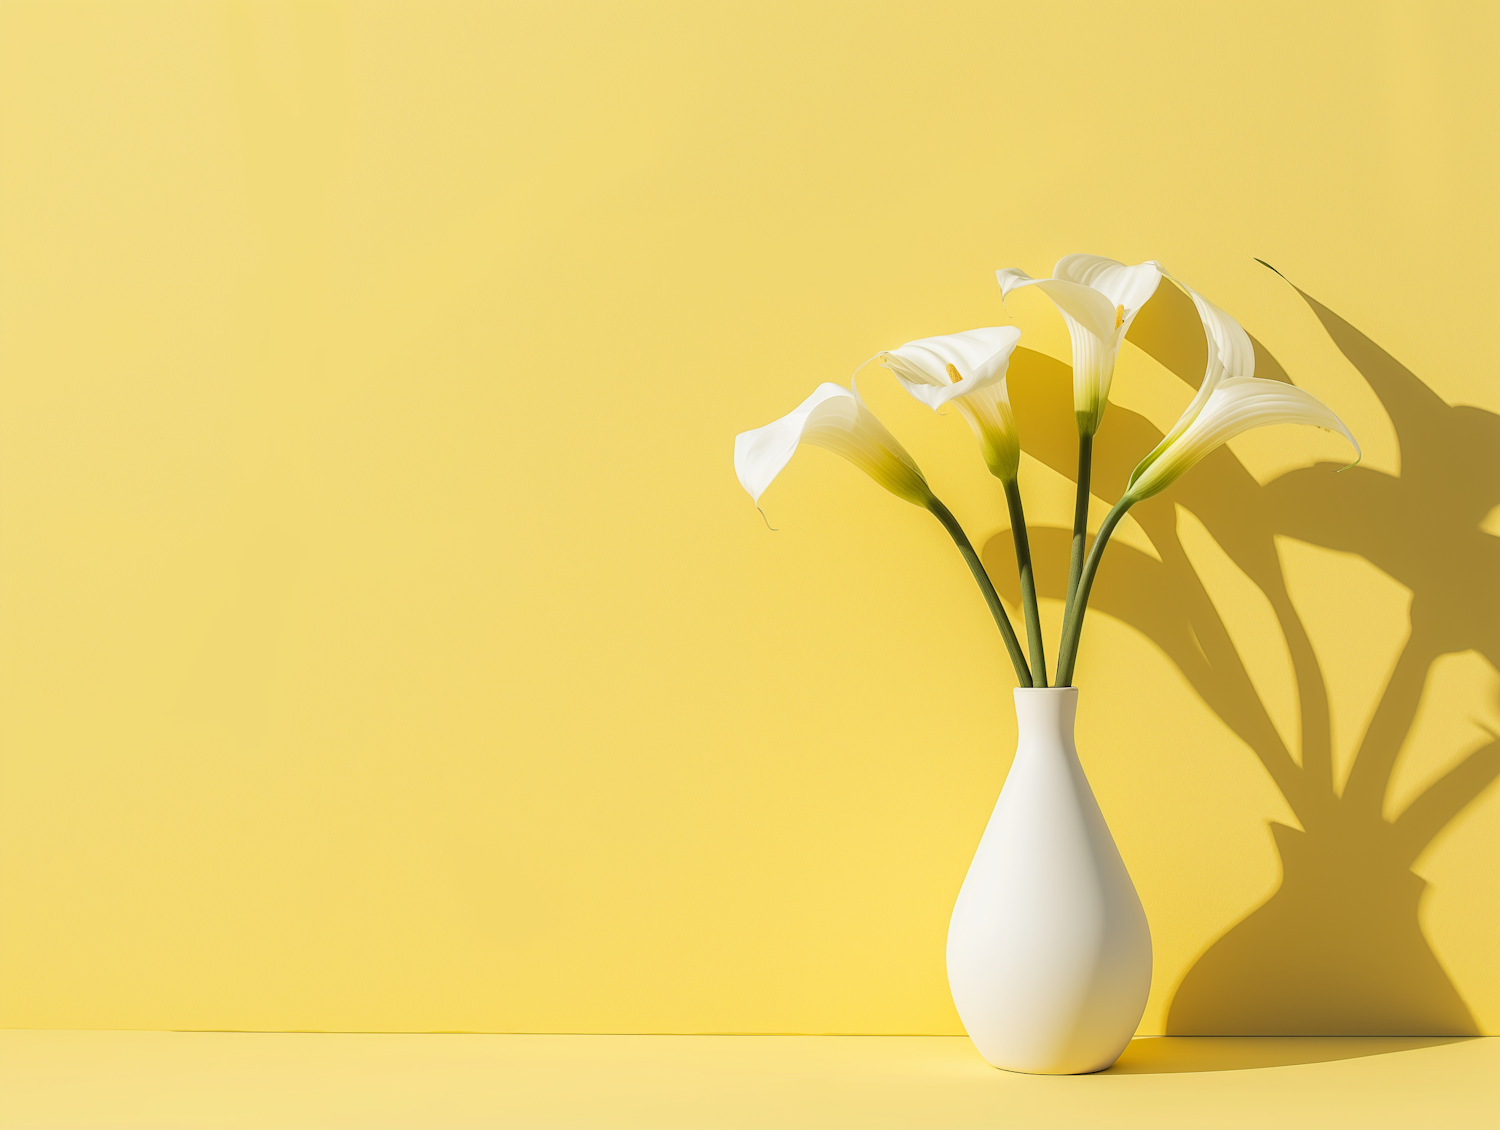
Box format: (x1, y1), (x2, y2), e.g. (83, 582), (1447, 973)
(1, 0), (1496, 1035)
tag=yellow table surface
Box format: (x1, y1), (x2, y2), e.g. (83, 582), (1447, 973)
(2, 1032), (1494, 1129)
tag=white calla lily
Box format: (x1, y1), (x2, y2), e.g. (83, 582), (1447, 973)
(734, 382), (933, 508)
(1124, 376), (1360, 503)
(996, 254), (1163, 435)
(879, 326), (1024, 481)
(1122, 272), (1358, 502)
(881, 324), (1050, 683)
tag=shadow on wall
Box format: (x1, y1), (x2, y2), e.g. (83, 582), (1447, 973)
(983, 278), (1500, 1036)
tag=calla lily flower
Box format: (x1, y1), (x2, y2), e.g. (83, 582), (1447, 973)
(1124, 376), (1360, 503)
(734, 382), (933, 508)
(879, 327), (1024, 482)
(1122, 274), (1359, 502)
(996, 254), (1163, 435)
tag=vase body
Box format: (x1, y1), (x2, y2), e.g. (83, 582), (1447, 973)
(947, 687), (1151, 1074)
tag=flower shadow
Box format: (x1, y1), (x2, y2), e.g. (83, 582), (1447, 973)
(982, 279), (1500, 1036)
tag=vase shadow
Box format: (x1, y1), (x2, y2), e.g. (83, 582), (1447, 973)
(1101, 1035), (1475, 1074)
(981, 276), (1500, 1036)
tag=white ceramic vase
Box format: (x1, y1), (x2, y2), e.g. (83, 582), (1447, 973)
(947, 687), (1152, 1074)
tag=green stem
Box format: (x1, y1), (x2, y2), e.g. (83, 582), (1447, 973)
(1002, 477), (1047, 688)
(1054, 496), (1133, 687)
(1061, 433), (1093, 638)
(927, 497), (1032, 687)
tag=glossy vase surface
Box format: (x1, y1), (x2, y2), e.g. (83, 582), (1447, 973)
(947, 687), (1151, 1074)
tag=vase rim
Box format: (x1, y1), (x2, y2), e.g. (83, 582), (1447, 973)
(1012, 686), (1079, 696)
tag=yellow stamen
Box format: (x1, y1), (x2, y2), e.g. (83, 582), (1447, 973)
(1114, 303), (1125, 330)
(945, 363), (964, 384)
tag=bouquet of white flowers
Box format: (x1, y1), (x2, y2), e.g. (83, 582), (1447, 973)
(734, 255), (1358, 688)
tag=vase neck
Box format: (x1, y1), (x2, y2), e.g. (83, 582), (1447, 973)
(1012, 687), (1078, 744)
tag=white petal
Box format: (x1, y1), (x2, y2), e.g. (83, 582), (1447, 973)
(879, 328), (1024, 482)
(1053, 254), (1163, 317)
(733, 383), (931, 507)
(1167, 270), (1255, 382)
(881, 326), (1021, 410)
(1126, 377), (1361, 502)
(1130, 273), (1257, 480)
(951, 382), (1022, 482)
(996, 269), (1118, 341)
(1068, 321), (1117, 436)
